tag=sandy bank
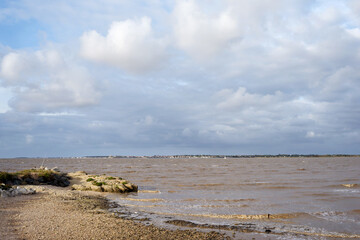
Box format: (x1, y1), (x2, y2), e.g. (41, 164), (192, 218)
(0, 186), (229, 240)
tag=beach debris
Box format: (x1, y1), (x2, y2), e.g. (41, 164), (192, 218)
(69, 171), (138, 193)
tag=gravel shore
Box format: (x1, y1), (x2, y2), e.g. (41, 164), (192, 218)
(0, 186), (229, 240)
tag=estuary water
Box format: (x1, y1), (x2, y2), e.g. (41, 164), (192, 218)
(1, 157), (360, 239)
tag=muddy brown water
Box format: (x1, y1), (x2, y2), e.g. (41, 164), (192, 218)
(1, 157), (359, 239)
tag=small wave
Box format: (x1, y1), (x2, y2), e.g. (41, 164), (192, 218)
(139, 190), (161, 194)
(199, 204), (250, 208)
(288, 230), (360, 239)
(350, 209), (360, 214)
(333, 189), (360, 193)
(326, 183), (360, 188)
(125, 198), (164, 202)
(165, 219), (360, 238)
(302, 192), (334, 197)
(342, 178), (360, 182)
(165, 219), (259, 233)
(200, 205), (224, 208)
(244, 181), (271, 185)
(152, 211), (307, 220)
(213, 199), (257, 203)
(263, 186), (298, 189)
(122, 203), (160, 208)
(182, 198), (198, 202)
(312, 210), (360, 225)
(188, 183), (224, 187)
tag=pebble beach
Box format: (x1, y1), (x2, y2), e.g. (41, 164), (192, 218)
(0, 185), (227, 240)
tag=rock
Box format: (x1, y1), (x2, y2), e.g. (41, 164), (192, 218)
(124, 183), (133, 190)
(24, 178), (34, 184)
(102, 185), (113, 192)
(71, 184), (86, 191)
(68, 172), (137, 194)
(16, 186), (36, 195)
(116, 185), (126, 193)
(12, 179), (21, 185)
(1, 168), (70, 187)
(0, 186), (36, 197)
(90, 185), (103, 192)
(0, 189), (7, 197)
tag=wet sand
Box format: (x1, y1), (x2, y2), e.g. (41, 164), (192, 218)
(0, 186), (228, 240)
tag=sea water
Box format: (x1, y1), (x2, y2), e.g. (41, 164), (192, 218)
(1, 157), (359, 239)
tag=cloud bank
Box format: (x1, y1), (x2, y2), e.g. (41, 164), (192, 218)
(0, 0), (359, 157)
(0, 48), (100, 113)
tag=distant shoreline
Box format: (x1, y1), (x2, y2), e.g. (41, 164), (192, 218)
(2, 154), (359, 159)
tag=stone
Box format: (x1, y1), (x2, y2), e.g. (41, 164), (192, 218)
(68, 172), (137, 194)
(90, 185), (103, 192)
(102, 185), (113, 192)
(0, 186), (35, 197)
(124, 183), (134, 190)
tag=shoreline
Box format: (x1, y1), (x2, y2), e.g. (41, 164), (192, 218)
(0, 185), (229, 240)
(2, 159), (359, 240)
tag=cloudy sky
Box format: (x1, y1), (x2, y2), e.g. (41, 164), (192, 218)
(0, 0), (359, 157)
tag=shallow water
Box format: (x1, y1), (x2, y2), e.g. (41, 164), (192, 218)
(1, 157), (360, 239)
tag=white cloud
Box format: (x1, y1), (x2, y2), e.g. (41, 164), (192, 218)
(0, 52), (32, 84)
(209, 124), (237, 137)
(0, 87), (11, 113)
(0, 48), (101, 113)
(88, 121), (103, 129)
(306, 131), (315, 138)
(136, 115), (156, 126)
(216, 87), (282, 110)
(318, 66), (360, 101)
(26, 134), (33, 144)
(38, 112), (84, 117)
(346, 28), (360, 39)
(80, 17), (167, 74)
(173, 0), (240, 59)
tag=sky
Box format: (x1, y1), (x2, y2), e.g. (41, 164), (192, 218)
(0, 0), (359, 157)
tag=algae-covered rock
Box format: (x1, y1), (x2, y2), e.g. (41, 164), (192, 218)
(0, 168), (70, 187)
(69, 172), (137, 193)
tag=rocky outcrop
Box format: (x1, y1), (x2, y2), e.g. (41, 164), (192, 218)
(0, 167), (70, 187)
(0, 168), (137, 195)
(69, 171), (138, 193)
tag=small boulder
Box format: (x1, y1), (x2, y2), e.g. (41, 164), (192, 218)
(69, 172), (137, 194)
